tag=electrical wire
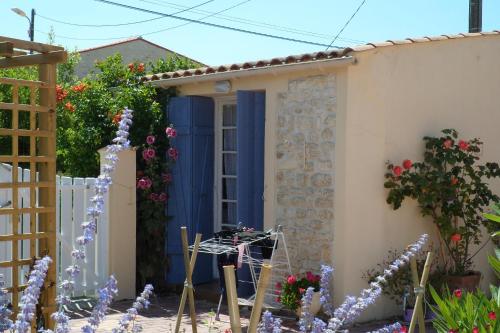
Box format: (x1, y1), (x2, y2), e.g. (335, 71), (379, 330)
(325, 0), (367, 50)
(136, 0), (367, 43)
(91, 0), (333, 47)
(36, 0), (214, 27)
(36, 0), (251, 42)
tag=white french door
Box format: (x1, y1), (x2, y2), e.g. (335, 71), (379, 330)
(214, 97), (238, 234)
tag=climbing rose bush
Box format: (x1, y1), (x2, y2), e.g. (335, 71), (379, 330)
(384, 129), (500, 275)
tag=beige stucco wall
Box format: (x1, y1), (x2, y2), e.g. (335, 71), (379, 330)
(335, 34), (500, 320)
(76, 39), (176, 78)
(169, 33), (500, 321)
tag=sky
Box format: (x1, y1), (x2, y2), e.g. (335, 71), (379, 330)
(1, 0), (499, 65)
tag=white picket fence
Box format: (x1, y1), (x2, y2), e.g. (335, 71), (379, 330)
(0, 164), (109, 298)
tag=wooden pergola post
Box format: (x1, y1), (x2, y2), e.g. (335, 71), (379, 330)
(0, 35), (66, 330)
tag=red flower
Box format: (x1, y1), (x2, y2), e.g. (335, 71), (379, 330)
(112, 113), (122, 124)
(56, 84), (68, 102)
(275, 282), (282, 290)
(146, 135), (155, 145)
(64, 102), (75, 112)
(128, 63), (135, 71)
(299, 288), (305, 294)
(453, 289), (462, 298)
(276, 296), (281, 303)
(488, 311), (497, 320)
(448, 330), (457, 333)
(451, 176), (458, 185)
(472, 327), (479, 333)
(71, 83), (87, 93)
(137, 63), (145, 73)
(274, 289), (280, 295)
(306, 271), (315, 282)
(393, 166), (403, 177)
(399, 326), (408, 333)
(451, 233), (461, 243)
(443, 139), (453, 149)
(287, 275), (297, 284)
(458, 140), (469, 151)
(402, 159), (412, 170)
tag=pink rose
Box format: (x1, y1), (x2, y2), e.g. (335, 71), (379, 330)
(162, 173), (173, 183)
(168, 147), (179, 160)
(150, 193), (158, 201)
(142, 149), (150, 161)
(287, 275), (297, 285)
(146, 148), (156, 159)
(159, 192), (168, 202)
(146, 135), (155, 145)
(443, 139), (453, 149)
(458, 140), (469, 151)
(144, 178), (152, 189)
(166, 127), (177, 138)
(402, 159), (412, 170)
(393, 166), (403, 177)
(137, 178), (147, 189)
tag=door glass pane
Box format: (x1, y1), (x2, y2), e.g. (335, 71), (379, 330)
(223, 129), (237, 151)
(223, 153), (236, 175)
(223, 104), (237, 126)
(222, 202), (237, 226)
(222, 178), (236, 200)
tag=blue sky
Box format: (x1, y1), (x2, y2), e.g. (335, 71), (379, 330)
(1, 0), (499, 65)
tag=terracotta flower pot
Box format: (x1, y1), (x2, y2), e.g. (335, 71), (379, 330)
(445, 270), (481, 292)
(295, 291), (321, 318)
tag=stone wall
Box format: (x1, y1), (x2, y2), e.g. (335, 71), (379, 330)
(275, 74), (336, 274)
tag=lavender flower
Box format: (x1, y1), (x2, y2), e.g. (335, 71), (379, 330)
(112, 284), (154, 333)
(319, 265), (334, 317)
(0, 274), (12, 332)
(311, 318), (327, 333)
(12, 256), (52, 333)
(367, 322), (403, 333)
(52, 109), (134, 332)
(258, 311), (282, 333)
(328, 234), (428, 331)
(81, 275), (118, 333)
(299, 287), (315, 332)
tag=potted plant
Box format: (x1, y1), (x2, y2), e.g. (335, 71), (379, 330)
(384, 129), (500, 291)
(276, 272), (321, 317)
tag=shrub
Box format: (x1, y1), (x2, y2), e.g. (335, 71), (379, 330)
(385, 129), (500, 275)
(277, 272), (320, 311)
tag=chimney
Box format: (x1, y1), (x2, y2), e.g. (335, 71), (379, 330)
(469, 0), (482, 33)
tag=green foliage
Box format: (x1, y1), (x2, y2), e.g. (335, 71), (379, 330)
(148, 55), (199, 74)
(277, 273), (320, 311)
(429, 286), (499, 332)
(385, 129), (500, 275)
(484, 204), (500, 278)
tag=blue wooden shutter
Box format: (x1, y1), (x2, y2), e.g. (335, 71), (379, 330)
(237, 91), (265, 229)
(166, 96), (214, 285)
(236, 90), (266, 296)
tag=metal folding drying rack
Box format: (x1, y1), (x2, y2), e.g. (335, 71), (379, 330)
(189, 225), (292, 319)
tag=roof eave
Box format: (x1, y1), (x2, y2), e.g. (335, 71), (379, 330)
(147, 55), (355, 88)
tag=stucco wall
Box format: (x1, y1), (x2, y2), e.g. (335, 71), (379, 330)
(334, 34), (500, 320)
(76, 39), (175, 78)
(171, 33), (500, 322)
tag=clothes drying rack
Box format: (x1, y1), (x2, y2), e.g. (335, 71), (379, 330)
(189, 225), (292, 320)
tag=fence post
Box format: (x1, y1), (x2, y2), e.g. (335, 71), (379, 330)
(99, 147), (137, 299)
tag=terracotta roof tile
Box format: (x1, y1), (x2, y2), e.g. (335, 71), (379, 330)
(143, 30), (500, 83)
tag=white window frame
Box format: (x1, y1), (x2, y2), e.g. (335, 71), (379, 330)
(213, 96), (238, 236)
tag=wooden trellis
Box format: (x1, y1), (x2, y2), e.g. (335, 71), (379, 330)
(0, 36), (66, 329)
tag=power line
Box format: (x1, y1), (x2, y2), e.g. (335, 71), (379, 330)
(137, 0), (366, 43)
(92, 0), (334, 47)
(36, 0), (214, 27)
(326, 0), (367, 50)
(36, 0), (251, 42)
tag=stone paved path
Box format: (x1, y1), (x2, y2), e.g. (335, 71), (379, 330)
(68, 295), (434, 332)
